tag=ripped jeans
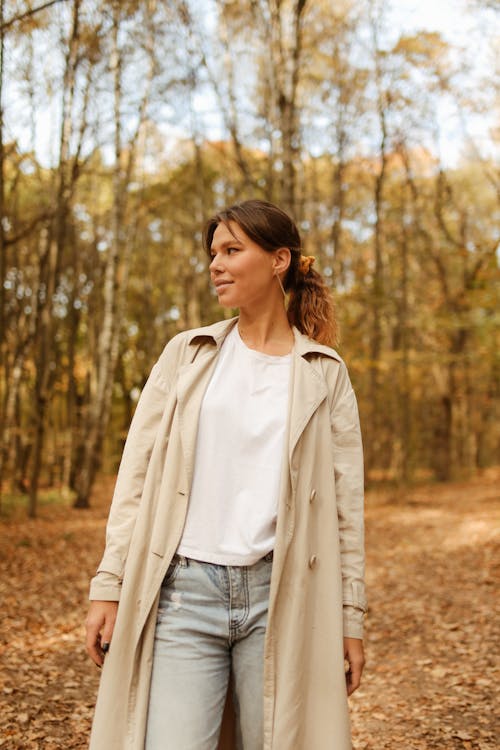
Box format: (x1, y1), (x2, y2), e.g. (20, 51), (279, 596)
(145, 553), (273, 750)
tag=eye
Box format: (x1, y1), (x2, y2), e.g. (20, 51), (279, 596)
(227, 246), (240, 254)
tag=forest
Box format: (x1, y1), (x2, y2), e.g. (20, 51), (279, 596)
(0, 0), (498, 517)
(0, 2), (499, 749)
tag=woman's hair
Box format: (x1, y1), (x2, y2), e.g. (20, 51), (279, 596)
(203, 199), (339, 347)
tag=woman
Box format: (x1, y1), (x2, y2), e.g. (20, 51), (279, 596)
(86, 199), (366, 750)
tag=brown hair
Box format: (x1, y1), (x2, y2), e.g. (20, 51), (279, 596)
(203, 199), (339, 347)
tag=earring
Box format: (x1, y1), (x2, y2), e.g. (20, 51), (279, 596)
(275, 270), (287, 299)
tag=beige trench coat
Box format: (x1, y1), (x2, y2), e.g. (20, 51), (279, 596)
(88, 317), (366, 750)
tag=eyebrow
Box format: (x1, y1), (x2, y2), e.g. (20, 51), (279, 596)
(210, 238), (244, 252)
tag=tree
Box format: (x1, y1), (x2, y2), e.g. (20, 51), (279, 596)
(73, 0), (159, 507)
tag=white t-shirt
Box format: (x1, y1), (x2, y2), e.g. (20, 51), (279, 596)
(177, 325), (292, 565)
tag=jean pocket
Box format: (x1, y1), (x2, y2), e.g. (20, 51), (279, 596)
(162, 557), (181, 588)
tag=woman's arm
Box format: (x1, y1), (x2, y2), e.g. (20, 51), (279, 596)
(90, 333), (188, 597)
(329, 361), (366, 694)
(86, 334), (187, 663)
(329, 361), (367, 640)
(88, 357), (172, 597)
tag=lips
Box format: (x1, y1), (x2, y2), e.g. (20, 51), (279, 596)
(214, 280), (233, 291)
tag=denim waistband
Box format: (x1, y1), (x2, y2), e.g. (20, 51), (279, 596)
(172, 550), (273, 567)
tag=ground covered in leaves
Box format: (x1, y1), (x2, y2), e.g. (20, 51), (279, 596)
(0, 470), (498, 749)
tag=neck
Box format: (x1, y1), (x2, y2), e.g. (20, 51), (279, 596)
(237, 301), (294, 355)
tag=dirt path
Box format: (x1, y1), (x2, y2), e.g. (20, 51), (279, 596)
(1, 471), (498, 749)
(351, 469), (499, 749)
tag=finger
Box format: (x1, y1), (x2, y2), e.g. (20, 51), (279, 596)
(346, 657), (364, 696)
(101, 611), (117, 653)
(86, 615), (105, 667)
(86, 626), (104, 667)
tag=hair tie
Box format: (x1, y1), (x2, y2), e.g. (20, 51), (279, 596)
(299, 254), (315, 276)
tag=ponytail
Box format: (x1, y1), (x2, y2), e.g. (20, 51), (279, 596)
(285, 256), (339, 348)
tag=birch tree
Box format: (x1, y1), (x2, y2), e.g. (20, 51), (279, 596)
(73, 0), (158, 507)
(28, 0), (87, 516)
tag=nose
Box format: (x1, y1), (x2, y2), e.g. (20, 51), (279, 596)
(209, 252), (223, 273)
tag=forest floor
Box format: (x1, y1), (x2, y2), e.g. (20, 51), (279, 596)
(0, 469), (499, 750)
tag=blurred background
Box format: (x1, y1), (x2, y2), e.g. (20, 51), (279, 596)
(0, 0), (498, 517)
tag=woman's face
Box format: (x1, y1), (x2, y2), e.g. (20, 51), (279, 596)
(209, 221), (276, 310)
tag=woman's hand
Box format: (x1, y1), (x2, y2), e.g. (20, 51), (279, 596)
(344, 637), (365, 695)
(86, 600), (119, 667)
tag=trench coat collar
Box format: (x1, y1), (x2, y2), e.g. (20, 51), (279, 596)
(185, 315), (343, 363)
(186, 316), (239, 350)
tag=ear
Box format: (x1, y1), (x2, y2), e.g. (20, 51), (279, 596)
(273, 247), (291, 276)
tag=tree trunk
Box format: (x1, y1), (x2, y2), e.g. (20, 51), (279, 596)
(29, 227), (57, 516)
(367, 66), (388, 473)
(0, 0), (6, 508)
(74, 4), (122, 508)
(396, 215), (411, 483)
(74, 0), (156, 507)
(28, 0), (81, 517)
(270, 0), (307, 215)
(60, 58), (93, 494)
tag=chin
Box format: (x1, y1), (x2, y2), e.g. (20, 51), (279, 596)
(217, 291), (239, 308)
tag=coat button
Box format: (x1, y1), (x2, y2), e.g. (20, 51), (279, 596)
(308, 555), (317, 569)
(309, 489), (317, 504)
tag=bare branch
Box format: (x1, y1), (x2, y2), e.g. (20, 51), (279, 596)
(0, 0), (69, 33)
(4, 211), (54, 247)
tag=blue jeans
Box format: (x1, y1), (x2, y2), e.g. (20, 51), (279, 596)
(145, 553), (273, 750)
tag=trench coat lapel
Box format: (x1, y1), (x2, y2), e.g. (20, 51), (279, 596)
(288, 353), (328, 460)
(288, 328), (341, 460)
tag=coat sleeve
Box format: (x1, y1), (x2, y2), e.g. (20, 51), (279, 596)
(89, 333), (187, 601)
(329, 360), (367, 639)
